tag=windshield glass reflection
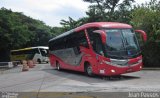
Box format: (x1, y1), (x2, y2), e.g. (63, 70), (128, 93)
(105, 29), (140, 59)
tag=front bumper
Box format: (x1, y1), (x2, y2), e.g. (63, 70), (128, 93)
(98, 62), (143, 76)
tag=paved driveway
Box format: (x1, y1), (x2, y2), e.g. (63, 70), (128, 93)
(0, 64), (159, 93)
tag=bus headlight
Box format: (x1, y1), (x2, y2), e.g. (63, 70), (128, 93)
(111, 69), (115, 73)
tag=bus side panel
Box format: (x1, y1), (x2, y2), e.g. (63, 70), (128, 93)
(50, 47), (96, 72)
(81, 54), (99, 74)
(11, 54), (28, 62)
(49, 54), (56, 67)
(61, 46), (99, 73)
(79, 46), (100, 74)
(49, 53), (66, 69)
(49, 41), (104, 74)
(33, 53), (41, 62)
(49, 48), (83, 72)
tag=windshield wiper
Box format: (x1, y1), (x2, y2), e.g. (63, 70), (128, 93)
(107, 54), (127, 59)
(128, 50), (141, 57)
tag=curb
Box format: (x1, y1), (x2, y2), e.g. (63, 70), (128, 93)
(142, 68), (160, 70)
(0, 65), (22, 74)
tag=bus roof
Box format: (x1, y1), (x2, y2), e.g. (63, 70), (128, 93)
(11, 46), (48, 52)
(31, 46), (48, 49)
(49, 22), (132, 42)
(75, 22), (132, 31)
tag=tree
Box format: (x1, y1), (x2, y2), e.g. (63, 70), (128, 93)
(131, 0), (160, 67)
(27, 21), (52, 47)
(83, 0), (135, 22)
(60, 17), (84, 31)
(0, 8), (53, 61)
(0, 8), (32, 50)
(51, 27), (64, 36)
(85, 5), (105, 22)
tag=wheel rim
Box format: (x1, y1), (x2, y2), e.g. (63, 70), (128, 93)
(87, 66), (92, 75)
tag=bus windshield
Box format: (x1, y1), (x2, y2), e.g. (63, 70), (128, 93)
(39, 48), (48, 57)
(105, 29), (140, 59)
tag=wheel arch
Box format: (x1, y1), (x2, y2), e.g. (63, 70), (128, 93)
(84, 61), (91, 72)
(55, 60), (59, 66)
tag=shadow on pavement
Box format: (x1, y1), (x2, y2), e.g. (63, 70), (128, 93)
(42, 68), (140, 83)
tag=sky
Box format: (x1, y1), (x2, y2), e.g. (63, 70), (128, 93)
(0, 0), (151, 27)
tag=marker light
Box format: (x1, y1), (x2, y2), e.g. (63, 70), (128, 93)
(111, 69), (115, 73)
(140, 66), (142, 69)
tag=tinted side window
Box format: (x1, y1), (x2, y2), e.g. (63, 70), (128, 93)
(49, 30), (88, 50)
(11, 49), (39, 55)
(49, 38), (66, 51)
(39, 48), (48, 56)
(66, 30), (88, 48)
(77, 31), (88, 48)
(92, 33), (104, 55)
(49, 41), (54, 51)
(87, 27), (99, 45)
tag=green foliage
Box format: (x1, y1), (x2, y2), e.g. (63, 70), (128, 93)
(131, 1), (160, 41)
(0, 0), (160, 67)
(83, 0), (135, 22)
(0, 7), (53, 50)
(59, 0), (135, 30)
(51, 27), (64, 36)
(60, 17), (85, 31)
(131, 0), (160, 67)
(59, 0), (160, 67)
(0, 8), (31, 49)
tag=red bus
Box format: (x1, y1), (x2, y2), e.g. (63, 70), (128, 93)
(49, 22), (147, 76)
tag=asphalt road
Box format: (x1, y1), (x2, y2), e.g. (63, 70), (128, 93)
(0, 64), (160, 98)
(0, 64), (160, 93)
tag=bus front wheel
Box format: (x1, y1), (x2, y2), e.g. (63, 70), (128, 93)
(37, 59), (41, 64)
(85, 63), (93, 76)
(56, 61), (61, 71)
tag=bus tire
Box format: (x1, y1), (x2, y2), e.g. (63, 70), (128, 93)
(85, 62), (93, 76)
(56, 61), (61, 71)
(37, 59), (41, 64)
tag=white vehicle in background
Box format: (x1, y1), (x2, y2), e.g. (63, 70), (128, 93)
(11, 46), (49, 64)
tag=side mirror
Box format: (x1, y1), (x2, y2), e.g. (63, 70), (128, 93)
(135, 30), (147, 42)
(93, 30), (106, 44)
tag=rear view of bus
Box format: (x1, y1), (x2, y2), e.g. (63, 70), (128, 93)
(49, 22), (147, 76)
